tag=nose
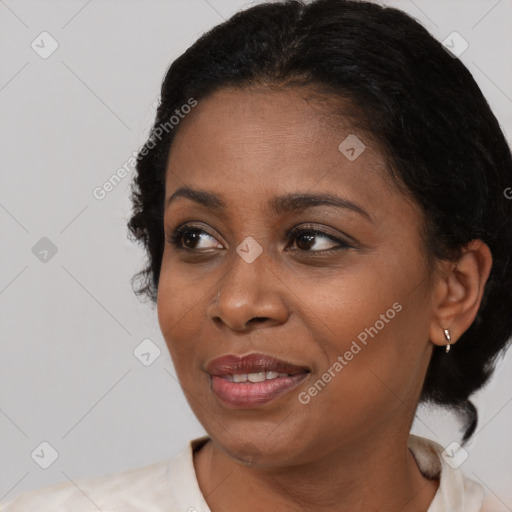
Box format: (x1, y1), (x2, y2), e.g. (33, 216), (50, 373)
(207, 248), (289, 332)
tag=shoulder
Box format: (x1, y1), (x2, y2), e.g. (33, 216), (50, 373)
(408, 434), (487, 512)
(0, 459), (172, 511)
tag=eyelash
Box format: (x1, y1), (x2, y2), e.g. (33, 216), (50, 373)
(165, 224), (353, 255)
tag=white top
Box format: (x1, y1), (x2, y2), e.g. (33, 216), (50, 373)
(0, 434), (487, 511)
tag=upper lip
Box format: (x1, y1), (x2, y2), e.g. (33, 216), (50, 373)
(205, 353), (310, 376)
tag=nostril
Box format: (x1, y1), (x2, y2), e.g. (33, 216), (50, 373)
(250, 317), (267, 324)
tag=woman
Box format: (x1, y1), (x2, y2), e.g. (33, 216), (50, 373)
(2, 0), (511, 510)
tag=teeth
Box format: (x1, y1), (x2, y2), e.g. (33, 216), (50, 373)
(248, 372), (266, 383)
(226, 371), (291, 382)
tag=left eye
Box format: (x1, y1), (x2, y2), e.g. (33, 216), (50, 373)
(286, 228), (351, 253)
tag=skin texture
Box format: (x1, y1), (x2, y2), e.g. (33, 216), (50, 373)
(157, 86), (493, 512)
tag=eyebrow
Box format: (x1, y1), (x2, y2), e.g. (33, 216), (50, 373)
(165, 186), (372, 222)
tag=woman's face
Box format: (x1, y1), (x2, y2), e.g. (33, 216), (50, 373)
(157, 86), (437, 466)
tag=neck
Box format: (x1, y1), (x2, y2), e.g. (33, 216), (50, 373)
(193, 428), (439, 512)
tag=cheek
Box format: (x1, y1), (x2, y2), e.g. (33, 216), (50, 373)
(299, 254), (431, 413)
(305, 272), (403, 379)
(156, 260), (204, 364)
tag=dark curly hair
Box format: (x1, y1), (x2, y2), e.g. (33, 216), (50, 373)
(127, 0), (512, 445)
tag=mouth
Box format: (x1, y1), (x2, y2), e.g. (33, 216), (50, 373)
(205, 353), (311, 408)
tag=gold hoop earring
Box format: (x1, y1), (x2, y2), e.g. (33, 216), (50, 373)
(443, 328), (451, 353)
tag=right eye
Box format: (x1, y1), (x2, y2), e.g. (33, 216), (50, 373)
(166, 224), (223, 251)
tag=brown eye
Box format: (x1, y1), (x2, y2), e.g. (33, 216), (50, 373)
(287, 227), (352, 253)
(165, 224), (352, 254)
(295, 232), (316, 251)
(166, 225), (222, 251)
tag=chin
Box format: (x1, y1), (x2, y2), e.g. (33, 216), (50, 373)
(210, 426), (306, 467)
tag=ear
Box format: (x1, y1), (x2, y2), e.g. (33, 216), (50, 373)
(429, 239), (493, 349)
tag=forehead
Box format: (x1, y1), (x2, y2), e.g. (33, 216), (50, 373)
(164, 86), (398, 212)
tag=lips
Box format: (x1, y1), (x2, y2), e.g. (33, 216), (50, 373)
(205, 353), (311, 408)
(205, 353), (310, 377)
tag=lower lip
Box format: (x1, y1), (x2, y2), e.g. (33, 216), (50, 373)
(210, 374), (309, 408)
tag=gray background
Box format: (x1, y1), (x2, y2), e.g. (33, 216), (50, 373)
(1, 0), (511, 509)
